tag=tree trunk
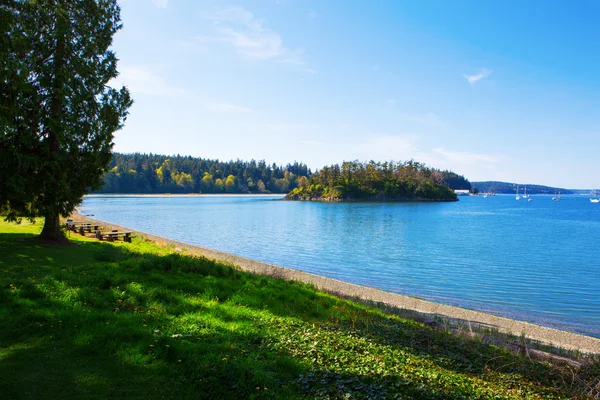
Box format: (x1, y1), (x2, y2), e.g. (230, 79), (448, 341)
(39, 214), (65, 242)
(37, 1), (66, 244)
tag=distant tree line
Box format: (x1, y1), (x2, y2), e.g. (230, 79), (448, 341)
(96, 153), (311, 194)
(285, 160), (460, 202)
(472, 181), (572, 195)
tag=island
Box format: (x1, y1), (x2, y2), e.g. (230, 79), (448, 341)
(284, 160), (459, 202)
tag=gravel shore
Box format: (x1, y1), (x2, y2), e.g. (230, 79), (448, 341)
(73, 210), (600, 354)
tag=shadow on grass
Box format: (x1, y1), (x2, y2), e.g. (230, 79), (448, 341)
(0, 232), (586, 399)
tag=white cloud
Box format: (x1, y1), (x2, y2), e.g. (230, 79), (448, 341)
(409, 147), (501, 176)
(463, 68), (492, 85)
(431, 147), (498, 165)
(199, 6), (305, 64)
(206, 102), (254, 114)
(299, 140), (322, 145)
(111, 66), (186, 96)
(347, 136), (499, 173)
(151, 0), (168, 9)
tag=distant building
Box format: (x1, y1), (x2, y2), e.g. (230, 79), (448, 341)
(454, 189), (470, 196)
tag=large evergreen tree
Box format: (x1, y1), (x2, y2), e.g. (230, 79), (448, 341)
(0, 0), (132, 241)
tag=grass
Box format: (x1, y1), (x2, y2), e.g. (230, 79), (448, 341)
(1, 219), (598, 399)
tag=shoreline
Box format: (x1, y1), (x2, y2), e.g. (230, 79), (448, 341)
(84, 193), (285, 198)
(72, 210), (600, 354)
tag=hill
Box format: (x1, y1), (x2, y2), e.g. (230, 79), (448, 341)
(472, 181), (573, 195)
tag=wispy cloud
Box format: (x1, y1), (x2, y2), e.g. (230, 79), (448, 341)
(112, 66), (186, 96)
(463, 68), (492, 85)
(198, 6), (305, 64)
(349, 136), (499, 172)
(206, 102), (254, 114)
(151, 0), (168, 9)
(431, 147), (498, 164)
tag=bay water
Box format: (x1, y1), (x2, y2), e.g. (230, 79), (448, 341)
(81, 194), (600, 338)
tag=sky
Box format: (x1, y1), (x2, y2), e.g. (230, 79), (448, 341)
(110, 0), (600, 188)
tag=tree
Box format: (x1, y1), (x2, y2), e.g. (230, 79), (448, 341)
(225, 174), (236, 192)
(0, 0), (132, 241)
(214, 178), (224, 192)
(257, 179), (266, 193)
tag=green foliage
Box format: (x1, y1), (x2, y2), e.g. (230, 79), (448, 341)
(0, 0), (132, 237)
(440, 170), (472, 190)
(285, 160), (458, 202)
(96, 153), (311, 194)
(0, 220), (595, 399)
(0, 219), (594, 399)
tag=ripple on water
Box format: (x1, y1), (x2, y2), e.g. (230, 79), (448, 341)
(82, 195), (600, 338)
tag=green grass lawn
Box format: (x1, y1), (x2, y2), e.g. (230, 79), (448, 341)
(0, 220), (596, 399)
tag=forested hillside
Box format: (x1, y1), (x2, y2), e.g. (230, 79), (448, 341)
(96, 154), (470, 195)
(441, 171), (471, 190)
(285, 160), (458, 202)
(96, 153), (311, 194)
(472, 181), (573, 195)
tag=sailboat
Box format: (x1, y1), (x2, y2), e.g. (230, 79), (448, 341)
(515, 184), (520, 200)
(522, 186), (530, 199)
(552, 191), (561, 202)
(591, 190), (600, 203)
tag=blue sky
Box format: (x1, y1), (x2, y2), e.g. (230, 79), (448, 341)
(111, 0), (600, 188)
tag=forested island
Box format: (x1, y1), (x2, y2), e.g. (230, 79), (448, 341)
(95, 153), (471, 196)
(472, 181), (573, 195)
(284, 160), (460, 202)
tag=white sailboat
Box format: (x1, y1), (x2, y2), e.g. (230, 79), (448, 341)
(515, 184), (520, 200)
(522, 186), (530, 199)
(591, 189), (600, 203)
(552, 191), (561, 202)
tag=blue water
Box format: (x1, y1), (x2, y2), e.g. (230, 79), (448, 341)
(81, 195), (600, 338)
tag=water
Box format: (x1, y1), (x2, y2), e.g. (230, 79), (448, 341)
(81, 194), (600, 338)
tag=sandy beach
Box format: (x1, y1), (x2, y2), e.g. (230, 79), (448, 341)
(72, 209), (600, 355)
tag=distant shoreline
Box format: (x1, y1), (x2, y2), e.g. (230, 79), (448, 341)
(85, 193), (285, 198)
(73, 209), (600, 354)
